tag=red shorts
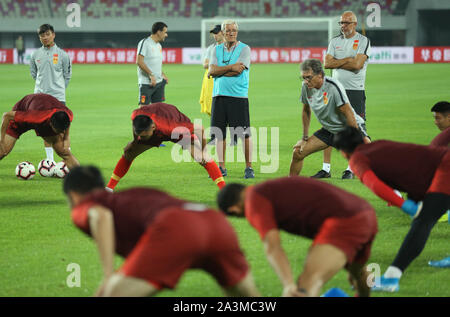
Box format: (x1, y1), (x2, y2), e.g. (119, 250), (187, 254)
(6, 121), (56, 139)
(428, 151), (450, 195)
(120, 206), (249, 289)
(313, 210), (378, 265)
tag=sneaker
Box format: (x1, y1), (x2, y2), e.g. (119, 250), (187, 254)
(371, 276), (400, 292)
(428, 256), (450, 268)
(342, 170), (354, 179)
(244, 167), (255, 179)
(310, 170), (331, 179)
(219, 166), (227, 177)
(321, 287), (349, 297)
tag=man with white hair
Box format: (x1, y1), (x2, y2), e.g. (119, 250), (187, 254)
(208, 20), (254, 179)
(311, 11), (371, 180)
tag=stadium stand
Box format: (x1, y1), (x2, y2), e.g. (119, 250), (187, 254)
(0, 0), (203, 18)
(0, 0), (408, 19)
(216, 0), (409, 18)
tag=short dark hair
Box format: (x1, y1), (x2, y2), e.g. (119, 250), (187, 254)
(133, 115), (153, 135)
(333, 127), (365, 154)
(301, 58), (325, 77)
(152, 22), (168, 34)
(38, 24), (54, 35)
(63, 166), (105, 194)
(216, 183), (246, 215)
(431, 101), (450, 114)
(50, 111), (70, 132)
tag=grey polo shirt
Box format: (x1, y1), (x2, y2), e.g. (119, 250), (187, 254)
(327, 32), (370, 90)
(137, 37), (163, 85)
(30, 44), (71, 102)
(300, 76), (365, 134)
(203, 43), (215, 63)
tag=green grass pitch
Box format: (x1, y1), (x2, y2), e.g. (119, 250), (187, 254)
(0, 63), (448, 297)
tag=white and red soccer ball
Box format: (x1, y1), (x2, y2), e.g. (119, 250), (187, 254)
(38, 159), (56, 177)
(54, 161), (70, 178)
(15, 162), (36, 180)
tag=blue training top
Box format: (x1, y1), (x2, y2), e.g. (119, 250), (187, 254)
(213, 42), (250, 98)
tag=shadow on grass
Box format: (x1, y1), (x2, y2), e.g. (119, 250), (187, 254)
(0, 199), (65, 209)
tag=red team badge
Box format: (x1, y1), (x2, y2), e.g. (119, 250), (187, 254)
(323, 92), (328, 105)
(353, 40), (359, 50)
(53, 54), (58, 64)
(141, 95), (146, 104)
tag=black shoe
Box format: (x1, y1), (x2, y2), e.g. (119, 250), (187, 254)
(310, 170), (331, 179)
(342, 170), (354, 179)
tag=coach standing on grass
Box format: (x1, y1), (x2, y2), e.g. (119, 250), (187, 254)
(136, 22), (169, 105)
(311, 11), (371, 180)
(30, 24), (72, 163)
(208, 20), (254, 179)
(289, 58), (369, 177)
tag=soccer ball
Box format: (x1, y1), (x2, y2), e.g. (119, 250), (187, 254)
(54, 162), (70, 178)
(38, 159), (56, 177)
(15, 162), (36, 180)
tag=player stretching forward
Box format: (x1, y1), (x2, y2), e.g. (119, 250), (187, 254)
(217, 177), (378, 297)
(64, 166), (259, 297)
(334, 127), (450, 292)
(0, 93), (79, 168)
(106, 103), (225, 191)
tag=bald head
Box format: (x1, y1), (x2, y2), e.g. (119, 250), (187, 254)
(341, 11), (357, 23)
(339, 11), (357, 38)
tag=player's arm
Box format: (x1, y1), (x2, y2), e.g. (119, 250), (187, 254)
(30, 54), (37, 80)
(338, 103), (358, 129)
(294, 103), (311, 149)
(62, 127), (71, 150)
(1, 111), (16, 141)
(88, 206), (116, 282)
(62, 52), (72, 88)
(263, 229), (303, 297)
(208, 63), (245, 78)
(162, 71), (169, 84)
(203, 58), (210, 69)
(223, 45), (250, 77)
(360, 170), (406, 207)
(302, 103), (311, 140)
(338, 54), (368, 72)
(324, 54), (352, 69)
(136, 54), (156, 86)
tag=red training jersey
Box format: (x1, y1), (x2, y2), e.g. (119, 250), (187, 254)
(350, 140), (449, 201)
(131, 103), (194, 147)
(245, 177), (373, 240)
(12, 93), (73, 125)
(71, 188), (186, 257)
(430, 128), (450, 147)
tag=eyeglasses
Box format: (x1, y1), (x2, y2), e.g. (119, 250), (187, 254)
(338, 21), (356, 26)
(301, 74), (316, 81)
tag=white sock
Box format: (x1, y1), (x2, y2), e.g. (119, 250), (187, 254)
(322, 163), (331, 173)
(346, 165), (352, 172)
(45, 147), (54, 161)
(384, 266), (402, 279)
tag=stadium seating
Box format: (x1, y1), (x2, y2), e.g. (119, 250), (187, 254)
(216, 0), (407, 18)
(0, 0), (408, 18)
(0, 0), (203, 18)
